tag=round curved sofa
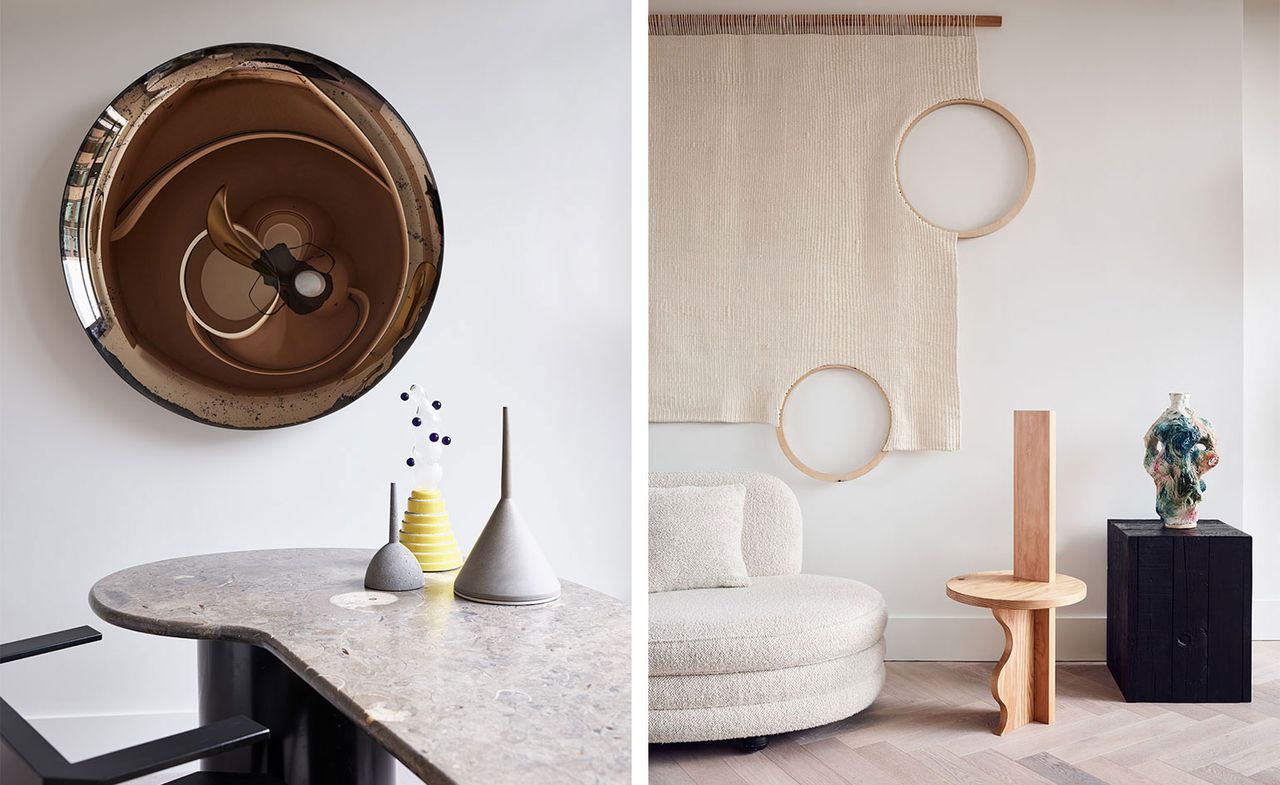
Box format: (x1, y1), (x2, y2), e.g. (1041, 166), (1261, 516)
(649, 471), (887, 744)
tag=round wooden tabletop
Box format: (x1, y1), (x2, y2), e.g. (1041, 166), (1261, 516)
(946, 570), (1087, 610)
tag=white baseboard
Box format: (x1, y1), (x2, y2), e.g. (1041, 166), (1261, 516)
(1256, 599), (1280, 639)
(887, 610), (1280, 660)
(885, 616), (1106, 662)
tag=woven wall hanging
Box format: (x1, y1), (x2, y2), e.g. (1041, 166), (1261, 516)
(649, 14), (1032, 453)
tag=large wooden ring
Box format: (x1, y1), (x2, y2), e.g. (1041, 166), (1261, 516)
(775, 364), (892, 482)
(895, 98), (1036, 239)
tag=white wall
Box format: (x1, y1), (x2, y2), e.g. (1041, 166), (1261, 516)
(1244, 0), (1280, 639)
(0, 0), (630, 745)
(649, 0), (1247, 660)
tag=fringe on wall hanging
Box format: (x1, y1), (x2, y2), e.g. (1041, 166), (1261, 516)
(648, 14), (990, 37)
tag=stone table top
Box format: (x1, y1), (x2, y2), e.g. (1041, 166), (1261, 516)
(89, 549), (630, 785)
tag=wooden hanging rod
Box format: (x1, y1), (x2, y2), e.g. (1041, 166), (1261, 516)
(649, 14), (1003, 33)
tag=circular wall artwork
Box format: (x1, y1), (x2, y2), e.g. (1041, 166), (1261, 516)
(895, 98), (1035, 240)
(60, 43), (443, 429)
(776, 364), (892, 482)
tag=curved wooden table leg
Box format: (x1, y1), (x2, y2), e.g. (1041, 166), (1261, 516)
(990, 608), (1034, 735)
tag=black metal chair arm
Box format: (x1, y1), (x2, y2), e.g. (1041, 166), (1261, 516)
(3, 628), (274, 785)
(42, 716), (270, 785)
(0, 627), (101, 664)
(164, 774), (285, 784)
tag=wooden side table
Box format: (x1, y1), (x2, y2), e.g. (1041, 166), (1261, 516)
(1107, 519), (1252, 702)
(946, 411), (1087, 734)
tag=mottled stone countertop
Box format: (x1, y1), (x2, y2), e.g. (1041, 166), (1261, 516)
(89, 549), (630, 784)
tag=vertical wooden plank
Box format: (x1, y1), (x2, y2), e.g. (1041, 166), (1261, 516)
(1134, 537), (1173, 700)
(1126, 526), (1144, 701)
(1013, 410), (1055, 582)
(1107, 522), (1127, 696)
(1207, 537), (1248, 701)
(1130, 534), (1147, 701)
(1172, 536), (1188, 698)
(1123, 524), (1141, 701)
(1185, 535), (1210, 701)
(1170, 536), (1209, 700)
(1033, 607), (1055, 723)
(1242, 535), (1252, 701)
(1013, 410), (1056, 725)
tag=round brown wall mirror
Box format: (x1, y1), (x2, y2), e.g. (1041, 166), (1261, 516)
(60, 43), (443, 429)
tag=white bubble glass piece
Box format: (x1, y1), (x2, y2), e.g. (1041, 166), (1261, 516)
(392, 384), (463, 572)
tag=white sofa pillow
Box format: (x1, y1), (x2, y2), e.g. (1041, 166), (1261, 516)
(649, 484), (751, 593)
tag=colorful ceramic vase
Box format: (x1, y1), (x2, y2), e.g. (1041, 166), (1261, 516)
(1143, 393), (1219, 528)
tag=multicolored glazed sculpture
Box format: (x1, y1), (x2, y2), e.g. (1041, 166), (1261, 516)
(398, 386), (463, 571)
(1143, 393), (1219, 528)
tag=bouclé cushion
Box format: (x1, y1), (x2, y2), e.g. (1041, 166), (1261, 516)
(649, 484), (751, 593)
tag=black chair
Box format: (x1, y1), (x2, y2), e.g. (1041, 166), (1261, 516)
(1, 626), (281, 785)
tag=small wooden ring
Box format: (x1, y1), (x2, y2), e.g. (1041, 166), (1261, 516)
(775, 364), (892, 482)
(895, 98), (1036, 239)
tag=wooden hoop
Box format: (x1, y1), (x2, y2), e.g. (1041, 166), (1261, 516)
(895, 98), (1036, 240)
(775, 364), (892, 482)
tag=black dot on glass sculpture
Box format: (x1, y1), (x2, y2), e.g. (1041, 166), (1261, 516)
(442, 436), (452, 446)
(432, 400), (442, 410)
(406, 457), (415, 467)
(400, 392), (410, 401)
(429, 433), (440, 442)
(412, 417), (422, 427)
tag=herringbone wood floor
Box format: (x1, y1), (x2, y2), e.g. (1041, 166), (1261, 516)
(650, 643), (1280, 785)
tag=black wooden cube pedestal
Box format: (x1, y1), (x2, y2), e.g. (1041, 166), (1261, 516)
(1107, 520), (1251, 702)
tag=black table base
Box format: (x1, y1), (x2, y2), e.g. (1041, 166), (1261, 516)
(198, 640), (396, 785)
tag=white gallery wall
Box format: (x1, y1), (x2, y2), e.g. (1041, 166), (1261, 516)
(0, 0), (630, 753)
(649, 0), (1261, 660)
(1244, 0), (1280, 639)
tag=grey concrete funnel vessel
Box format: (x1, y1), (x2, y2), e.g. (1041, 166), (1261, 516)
(364, 483), (426, 592)
(454, 407), (561, 605)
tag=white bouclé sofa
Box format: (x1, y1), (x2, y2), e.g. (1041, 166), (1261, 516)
(649, 472), (888, 748)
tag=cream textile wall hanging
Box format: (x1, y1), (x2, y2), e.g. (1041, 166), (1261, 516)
(649, 15), (988, 451)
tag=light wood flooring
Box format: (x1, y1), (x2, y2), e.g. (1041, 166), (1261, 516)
(650, 642), (1280, 785)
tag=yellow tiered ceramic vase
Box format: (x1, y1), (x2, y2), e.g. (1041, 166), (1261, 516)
(399, 489), (463, 572)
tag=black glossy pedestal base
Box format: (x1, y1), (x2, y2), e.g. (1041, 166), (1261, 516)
(198, 640), (395, 785)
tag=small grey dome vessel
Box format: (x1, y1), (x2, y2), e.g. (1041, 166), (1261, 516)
(364, 483), (426, 592)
